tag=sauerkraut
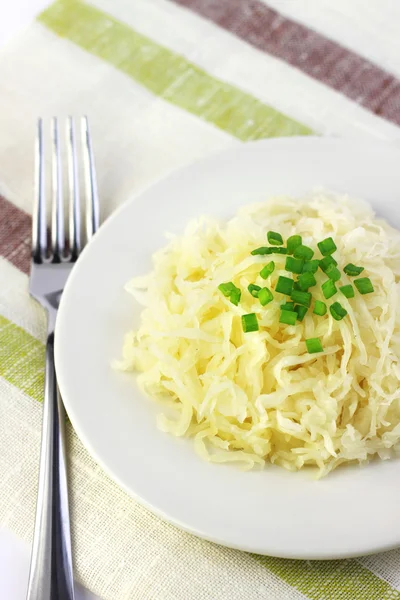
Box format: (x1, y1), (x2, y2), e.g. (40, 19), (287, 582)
(117, 192), (400, 477)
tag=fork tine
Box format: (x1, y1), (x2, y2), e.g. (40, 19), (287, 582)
(81, 116), (99, 241)
(32, 119), (47, 263)
(66, 117), (81, 260)
(51, 117), (65, 262)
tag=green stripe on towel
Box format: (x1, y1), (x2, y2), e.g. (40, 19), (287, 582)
(0, 315), (45, 402)
(253, 556), (400, 600)
(38, 0), (312, 141)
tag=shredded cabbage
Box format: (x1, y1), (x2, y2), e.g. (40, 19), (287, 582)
(116, 192), (400, 477)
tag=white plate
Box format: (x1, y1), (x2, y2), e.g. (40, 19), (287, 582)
(55, 137), (400, 559)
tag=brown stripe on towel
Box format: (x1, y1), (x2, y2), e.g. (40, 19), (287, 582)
(0, 196), (31, 275)
(174, 0), (400, 126)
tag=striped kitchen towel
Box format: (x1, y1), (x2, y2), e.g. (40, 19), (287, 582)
(1, 1), (400, 598)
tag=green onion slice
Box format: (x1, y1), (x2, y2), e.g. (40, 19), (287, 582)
(285, 256), (304, 274)
(252, 246), (287, 255)
(317, 237), (337, 256)
(260, 261), (275, 279)
(241, 313), (259, 333)
(281, 302), (295, 311)
(267, 231), (283, 246)
(340, 284), (354, 298)
(287, 235), (302, 255)
(344, 263), (364, 277)
(276, 276), (294, 295)
(269, 247), (288, 254)
(306, 338), (323, 354)
(354, 277), (374, 295)
(297, 272), (317, 290)
(319, 255), (337, 272)
(325, 264), (341, 282)
(330, 301), (348, 321)
(295, 305), (308, 322)
(230, 289), (241, 306)
(322, 279), (337, 299)
(294, 245), (314, 261)
(291, 289), (312, 307)
(218, 282), (236, 297)
(259, 287), (274, 306)
(279, 309), (297, 325)
(248, 284), (261, 298)
(303, 259), (319, 273)
(218, 282), (241, 305)
(313, 300), (327, 316)
(251, 246), (272, 256)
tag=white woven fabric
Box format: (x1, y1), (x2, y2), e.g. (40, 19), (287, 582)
(1, 1), (400, 598)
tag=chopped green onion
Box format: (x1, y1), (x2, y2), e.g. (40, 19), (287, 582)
(241, 313), (259, 333)
(340, 284), (354, 299)
(230, 289), (241, 306)
(291, 289), (312, 308)
(218, 282), (236, 297)
(287, 235), (302, 255)
(319, 255), (337, 272)
(354, 277), (374, 295)
(344, 263), (364, 277)
(303, 259), (319, 273)
(317, 237), (337, 256)
(330, 301), (348, 321)
(269, 247), (287, 254)
(248, 284), (261, 298)
(293, 281), (301, 291)
(259, 287), (274, 306)
(321, 279), (337, 299)
(276, 276), (294, 295)
(252, 246), (287, 255)
(313, 300), (327, 316)
(281, 302), (295, 311)
(267, 231), (283, 246)
(251, 246), (272, 256)
(285, 256), (304, 274)
(295, 305), (308, 322)
(218, 282), (241, 305)
(325, 264), (341, 282)
(279, 309), (297, 325)
(294, 245), (314, 260)
(306, 338), (323, 354)
(297, 272), (317, 290)
(260, 261), (275, 279)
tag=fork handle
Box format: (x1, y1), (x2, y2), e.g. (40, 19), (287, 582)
(26, 331), (75, 600)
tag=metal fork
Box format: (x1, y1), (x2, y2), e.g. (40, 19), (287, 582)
(27, 117), (99, 600)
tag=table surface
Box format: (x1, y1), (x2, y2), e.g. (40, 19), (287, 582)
(0, 1), (99, 598)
